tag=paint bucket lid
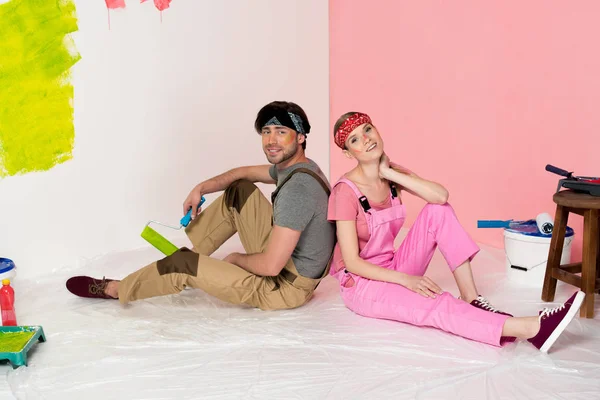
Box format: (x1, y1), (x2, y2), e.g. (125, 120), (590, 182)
(0, 258), (16, 274)
(505, 220), (574, 238)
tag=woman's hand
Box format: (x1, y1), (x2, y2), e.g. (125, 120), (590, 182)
(402, 275), (443, 298)
(382, 160), (449, 204)
(379, 153), (391, 178)
(389, 161), (413, 176)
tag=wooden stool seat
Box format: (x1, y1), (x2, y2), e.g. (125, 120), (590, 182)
(542, 190), (600, 318)
(553, 190), (600, 210)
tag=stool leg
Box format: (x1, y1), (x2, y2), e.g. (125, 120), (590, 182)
(542, 205), (568, 302)
(581, 209), (599, 318)
(597, 215), (600, 294)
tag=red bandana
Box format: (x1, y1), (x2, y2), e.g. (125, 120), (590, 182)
(334, 113), (372, 149)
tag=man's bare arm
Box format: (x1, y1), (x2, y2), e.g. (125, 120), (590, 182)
(183, 165), (275, 217)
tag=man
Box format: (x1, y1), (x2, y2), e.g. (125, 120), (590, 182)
(66, 101), (336, 310)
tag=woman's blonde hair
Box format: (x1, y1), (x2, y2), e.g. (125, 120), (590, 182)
(333, 112), (358, 150)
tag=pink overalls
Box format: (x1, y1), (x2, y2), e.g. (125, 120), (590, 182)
(330, 178), (509, 347)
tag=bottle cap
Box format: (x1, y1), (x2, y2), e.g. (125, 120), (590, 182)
(2, 279), (10, 285)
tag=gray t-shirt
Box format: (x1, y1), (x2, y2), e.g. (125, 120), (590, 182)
(269, 159), (336, 278)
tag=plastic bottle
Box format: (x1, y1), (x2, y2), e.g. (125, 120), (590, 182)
(0, 279), (17, 326)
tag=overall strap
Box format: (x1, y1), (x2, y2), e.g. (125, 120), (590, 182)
(271, 168), (331, 204)
(390, 182), (398, 198)
(334, 178), (398, 212)
(333, 178), (371, 213)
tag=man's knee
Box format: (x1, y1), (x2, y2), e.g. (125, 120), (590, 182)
(156, 247), (199, 276)
(225, 180), (260, 212)
(227, 179), (258, 192)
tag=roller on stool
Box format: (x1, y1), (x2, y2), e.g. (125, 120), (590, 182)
(546, 164), (600, 196)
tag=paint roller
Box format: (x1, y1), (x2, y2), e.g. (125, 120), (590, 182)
(141, 196), (206, 256)
(477, 212), (554, 234)
(535, 212), (554, 234)
(545, 164), (600, 183)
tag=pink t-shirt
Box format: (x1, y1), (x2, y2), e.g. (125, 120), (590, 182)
(327, 182), (393, 252)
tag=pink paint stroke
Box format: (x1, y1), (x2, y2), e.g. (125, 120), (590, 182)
(141, 0), (172, 12)
(105, 0), (126, 30)
(105, 0), (126, 9)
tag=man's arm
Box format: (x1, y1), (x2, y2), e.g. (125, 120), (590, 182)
(184, 165), (275, 217)
(224, 225), (301, 276)
(199, 165), (275, 193)
(225, 177), (316, 276)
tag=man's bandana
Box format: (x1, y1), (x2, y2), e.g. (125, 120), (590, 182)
(259, 111), (309, 135)
(334, 113), (372, 149)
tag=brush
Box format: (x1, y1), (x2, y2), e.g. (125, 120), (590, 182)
(141, 196), (206, 256)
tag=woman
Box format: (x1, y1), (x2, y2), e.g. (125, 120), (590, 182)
(328, 111), (584, 352)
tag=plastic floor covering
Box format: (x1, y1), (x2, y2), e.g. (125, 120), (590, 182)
(1, 235), (599, 399)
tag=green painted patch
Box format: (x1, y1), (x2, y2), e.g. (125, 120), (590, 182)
(0, 330), (35, 353)
(0, 0), (80, 177)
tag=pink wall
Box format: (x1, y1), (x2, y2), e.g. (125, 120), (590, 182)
(330, 1), (600, 259)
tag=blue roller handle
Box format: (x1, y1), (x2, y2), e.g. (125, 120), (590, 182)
(180, 196), (206, 228)
(545, 164), (572, 178)
(477, 220), (513, 228)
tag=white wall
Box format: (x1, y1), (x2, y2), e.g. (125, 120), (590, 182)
(0, 0), (329, 279)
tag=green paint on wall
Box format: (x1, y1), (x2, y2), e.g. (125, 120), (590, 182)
(0, 0), (80, 177)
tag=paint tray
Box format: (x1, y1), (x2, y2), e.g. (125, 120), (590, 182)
(0, 325), (46, 368)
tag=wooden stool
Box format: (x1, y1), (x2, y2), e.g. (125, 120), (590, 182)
(541, 190), (600, 318)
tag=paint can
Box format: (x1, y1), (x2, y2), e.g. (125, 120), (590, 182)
(504, 226), (574, 287)
(0, 258), (16, 282)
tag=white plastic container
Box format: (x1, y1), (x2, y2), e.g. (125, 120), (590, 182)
(504, 225), (574, 287)
(0, 258), (16, 282)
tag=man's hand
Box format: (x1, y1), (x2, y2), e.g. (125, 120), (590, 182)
(223, 252), (241, 266)
(183, 184), (205, 219)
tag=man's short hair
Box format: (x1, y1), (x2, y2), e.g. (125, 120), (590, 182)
(255, 101), (311, 150)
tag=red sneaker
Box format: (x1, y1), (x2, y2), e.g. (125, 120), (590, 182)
(470, 295), (516, 343)
(66, 276), (118, 300)
(528, 291), (585, 353)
